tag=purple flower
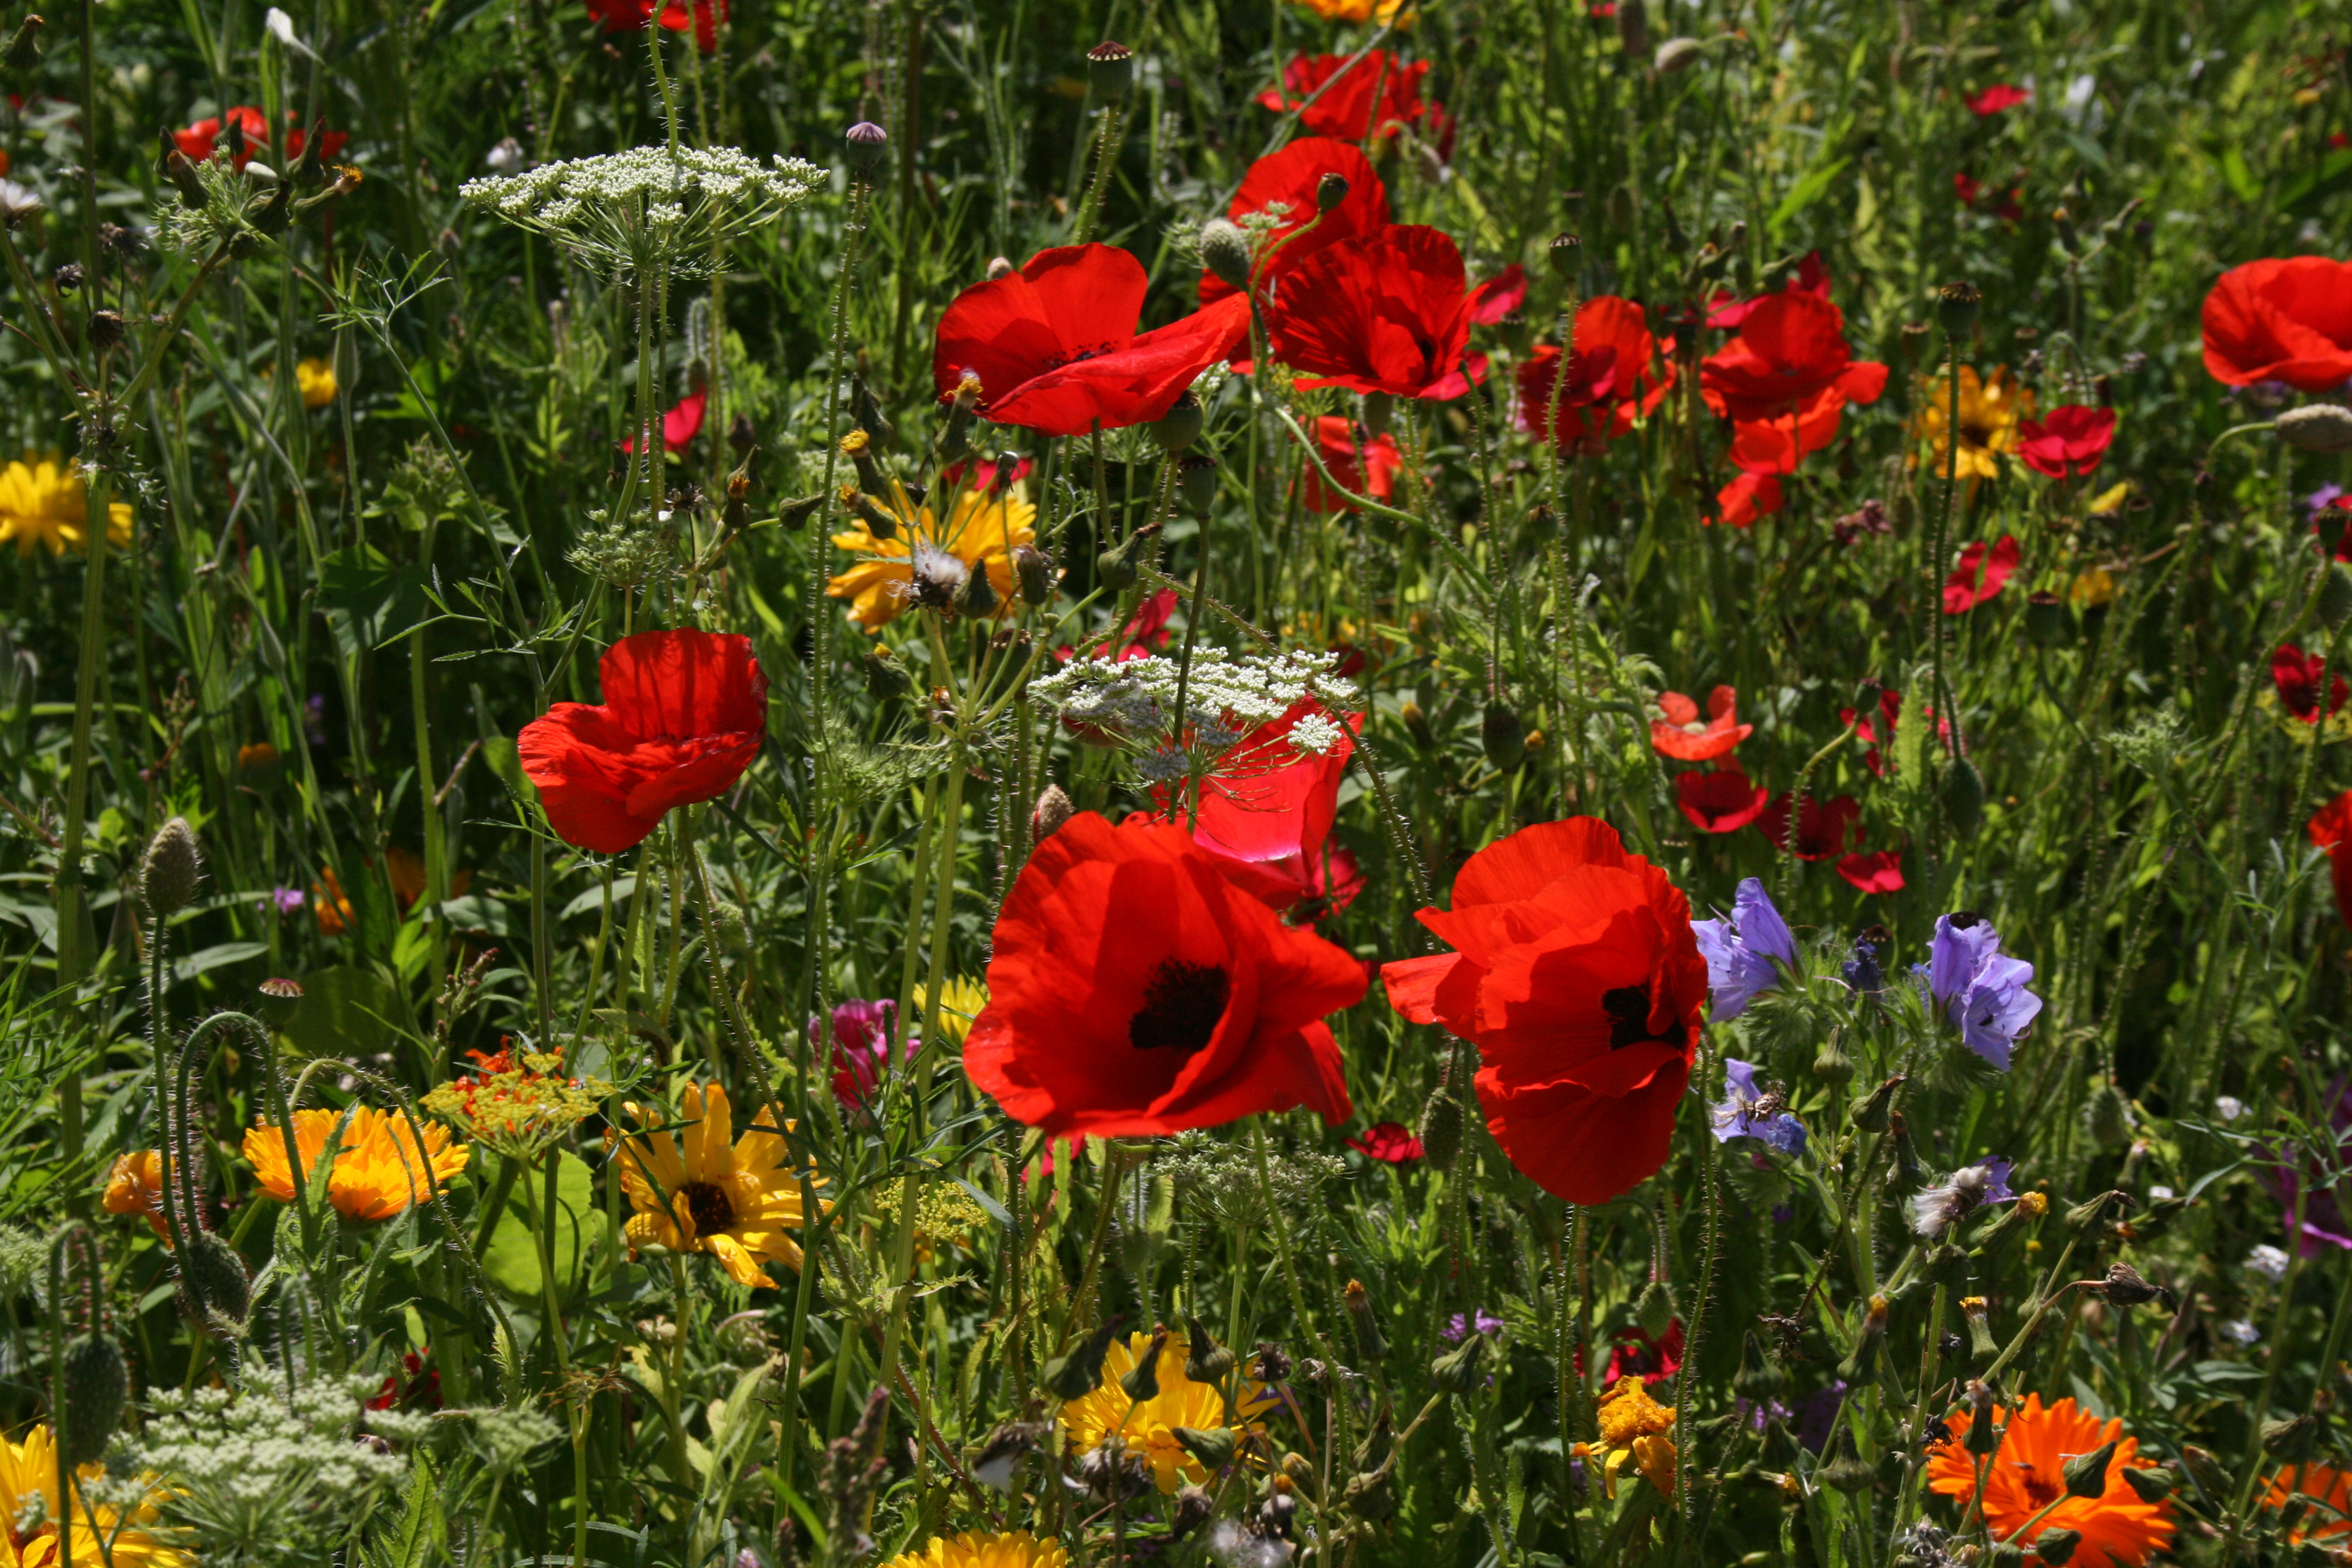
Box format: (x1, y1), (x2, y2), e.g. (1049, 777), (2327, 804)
(814, 997), (916, 1111)
(1795, 1381), (1849, 1453)
(1924, 912), (2041, 1069)
(2263, 1076), (2352, 1256)
(1441, 1310), (1503, 1343)
(263, 887), (306, 914)
(1709, 1058), (1808, 1157)
(1909, 1156), (2016, 1237)
(1692, 878), (1797, 1021)
(2307, 483), (2346, 518)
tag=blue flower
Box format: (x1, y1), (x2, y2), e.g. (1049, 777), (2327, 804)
(1708, 1057), (1808, 1156)
(1924, 912), (2042, 1069)
(1692, 878), (1797, 1021)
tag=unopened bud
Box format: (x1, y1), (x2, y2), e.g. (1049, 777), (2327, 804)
(1653, 36), (1702, 72)
(1200, 218), (1253, 291)
(1362, 390), (1394, 437)
(180, 1229), (252, 1338)
(1344, 1279), (1387, 1363)
(2119, 1465), (2176, 1503)
(1732, 1331), (1785, 1400)
(1820, 1429), (1875, 1493)
(959, 561), (999, 618)
(140, 817), (205, 917)
(2062, 1438), (2116, 1497)
(842, 485), (899, 540)
(2, 13), (41, 71)
(58, 1332), (129, 1465)
(1316, 171), (1349, 213)
(2320, 563), (2352, 631)
(844, 121), (888, 176)
(2279, 405), (2352, 454)
(1853, 1074), (1904, 1132)
(864, 648), (912, 702)
(1837, 1293), (1888, 1382)
(1430, 1331), (1486, 1395)
(1030, 783), (1076, 842)
(1095, 521), (1157, 591)
(1634, 1279), (1676, 1338)
(1174, 1425), (1236, 1470)
(1965, 1382), (2000, 1457)
(1417, 1083), (1463, 1171)
(2034, 1528), (2080, 1564)
(2065, 1189), (2130, 1234)
(1182, 1316), (1235, 1384)
(1814, 1033), (1855, 1085)
(1014, 544), (1054, 606)
(1042, 1316), (1123, 1403)
(1120, 1325), (1170, 1402)
(1943, 754), (1984, 837)
(1086, 39), (1135, 103)
(1481, 702), (1526, 769)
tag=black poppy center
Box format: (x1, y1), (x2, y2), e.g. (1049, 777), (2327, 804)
(680, 1179), (737, 1235)
(1602, 983), (1687, 1051)
(1947, 910), (1984, 931)
(1048, 340), (1120, 369)
(1130, 959), (1230, 1054)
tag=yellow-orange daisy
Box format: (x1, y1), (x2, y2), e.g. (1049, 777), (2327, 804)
(102, 1150), (172, 1239)
(1926, 1392), (2174, 1566)
(826, 485), (1036, 633)
(0, 1423), (188, 1568)
(1057, 1330), (1279, 1494)
(613, 1082), (819, 1290)
(242, 1105), (471, 1222)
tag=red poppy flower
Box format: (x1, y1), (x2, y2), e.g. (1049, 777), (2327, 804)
(1183, 699), (1366, 921)
(1953, 169), (1982, 205)
(1347, 1121), (1425, 1163)
(2016, 405), (2116, 479)
(1713, 382), (1864, 526)
(1943, 535), (2021, 613)
(1299, 416), (1403, 514)
(1706, 251), (1829, 330)
(1716, 470), (1784, 528)
(1652, 685), (1751, 760)
(1381, 818), (1706, 1205)
(1203, 138), (1390, 305)
(1840, 688), (1905, 776)
(965, 812), (1365, 1137)
(174, 105), (349, 168)
(2274, 643), (2350, 723)
(1967, 83), (2030, 116)
(932, 245), (1251, 437)
(2310, 790), (2352, 929)
(2201, 258), (2352, 392)
(1265, 224), (1483, 400)
(1258, 52), (1436, 144)
(941, 452), (1034, 492)
(1515, 296), (1675, 448)
(1469, 265), (1529, 325)
(1758, 793), (1860, 861)
(621, 387), (708, 454)
(1056, 588), (1178, 665)
(517, 629), (768, 853)
(583, 0), (726, 49)
(1676, 766), (1770, 834)
(1700, 292), (1889, 425)
(1836, 849), (1905, 894)
(1607, 1320), (1684, 1385)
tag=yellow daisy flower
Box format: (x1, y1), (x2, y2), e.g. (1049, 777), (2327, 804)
(826, 485), (1036, 633)
(0, 454), (133, 557)
(613, 1082), (821, 1290)
(1576, 1375), (1678, 1499)
(242, 1106), (471, 1223)
(1058, 1330), (1280, 1494)
(916, 975), (988, 1047)
(296, 356), (339, 409)
(880, 1531), (1069, 1568)
(1912, 366), (2034, 482)
(0, 1423), (189, 1568)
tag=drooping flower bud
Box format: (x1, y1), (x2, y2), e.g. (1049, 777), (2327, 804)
(1181, 1316), (1235, 1384)
(1086, 40), (1135, 103)
(1481, 702), (1526, 769)
(1149, 390), (1203, 453)
(2276, 404), (2352, 454)
(1120, 1324), (1170, 1402)
(1178, 452), (1218, 517)
(1942, 754), (1984, 837)
(59, 1331), (129, 1465)
(2118, 1465), (2176, 1503)
(2062, 1437), (2117, 1497)
(1429, 1331), (1486, 1395)
(1200, 218), (1253, 291)
(1361, 390), (1394, 437)
(180, 1229), (253, 1339)
(1316, 171), (1350, 213)
(1937, 280), (1982, 337)
(1820, 1429), (1875, 1493)
(844, 121), (889, 176)
(139, 817), (205, 917)
(1014, 544), (1054, 606)
(1174, 1425), (1236, 1470)
(1095, 522), (1158, 591)
(1344, 1278), (1388, 1363)
(1042, 1316), (1124, 1402)
(1634, 1278), (1676, 1338)
(2080, 1080), (2132, 1150)
(1030, 783), (1076, 842)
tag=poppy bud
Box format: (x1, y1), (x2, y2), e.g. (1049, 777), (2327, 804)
(2033, 1528), (2080, 1564)
(1937, 281), (1981, 337)
(2319, 563), (2352, 632)
(1174, 1425), (1236, 1470)
(1344, 1279), (1387, 1363)
(959, 561), (999, 618)
(1732, 1331), (1786, 1401)
(2062, 1438), (2116, 1497)
(1429, 1331), (1485, 1395)
(1178, 452), (1218, 517)
(1096, 522), (1157, 591)
(844, 121), (889, 176)
(2079, 1080), (2132, 1150)
(1120, 1325), (1170, 1402)
(1200, 218), (1253, 291)
(1087, 39), (1135, 103)
(1183, 1316), (1235, 1383)
(1043, 1316), (1124, 1402)
(2277, 405), (2352, 454)
(1942, 754), (1984, 837)
(1548, 232), (1581, 280)
(1481, 702), (1526, 769)
(1031, 782), (1076, 841)
(58, 1331), (128, 1466)
(2024, 590), (2070, 646)
(1316, 171), (1349, 213)
(1634, 1278), (1676, 1338)
(1853, 1073), (1904, 1132)
(1014, 544), (1054, 606)
(985, 256), (1015, 281)
(2119, 1465), (2176, 1503)
(88, 309), (124, 351)
(1417, 1083), (1463, 1171)
(1615, 0), (1650, 60)
(180, 1229), (253, 1338)
(842, 485), (899, 540)
(140, 816), (205, 917)
(1653, 36), (1702, 73)
(1149, 390), (1203, 453)
(1362, 390), (1394, 438)
(2, 12), (41, 70)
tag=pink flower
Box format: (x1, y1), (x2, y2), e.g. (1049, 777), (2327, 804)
(1967, 83), (2030, 117)
(2016, 406), (2117, 480)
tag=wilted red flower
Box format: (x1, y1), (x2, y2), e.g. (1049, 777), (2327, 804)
(1347, 1122), (1425, 1163)
(175, 105), (349, 167)
(1700, 292), (1889, 425)
(1943, 535), (2021, 613)
(1706, 252), (1828, 330)
(2201, 257), (2352, 392)
(1967, 83), (2030, 115)
(2313, 791), (2352, 929)
(1836, 849), (1905, 894)
(932, 244), (1250, 437)
(517, 629), (768, 853)
(1298, 416), (1403, 514)
(2274, 643), (2350, 723)
(1381, 818), (1705, 1205)
(965, 812), (1365, 1136)
(1258, 51), (1438, 145)
(1652, 686), (1751, 760)
(622, 387), (708, 454)
(1759, 793), (1860, 861)
(1676, 766), (1770, 834)
(583, 0), (726, 49)
(1185, 699), (1366, 922)
(1265, 225), (1483, 400)
(2016, 405), (2116, 479)
(1203, 137), (1389, 305)
(1515, 296), (1675, 449)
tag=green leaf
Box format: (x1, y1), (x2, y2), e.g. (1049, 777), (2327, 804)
(480, 1149), (611, 1302)
(2220, 147), (2259, 201)
(318, 544), (430, 662)
(1769, 154), (1852, 238)
(283, 965), (405, 1060)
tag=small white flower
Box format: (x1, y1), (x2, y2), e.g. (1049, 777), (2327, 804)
(2248, 1244), (2291, 1282)
(2147, 1184), (2174, 1200)
(1288, 711), (1345, 756)
(485, 137), (526, 175)
(2223, 1319), (2261, 1345)
(2216, 1094), (2247, 1122)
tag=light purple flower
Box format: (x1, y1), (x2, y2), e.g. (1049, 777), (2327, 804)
(2307, 483), (2346, 518)
(262, 887), (306, 914)
(1441, 1309), (1503, 1343)
(1692, 878), (1797, 1021)
(1909, 1156), (2016, 1237)
(1709, 1058), (1807, 1156)
(1925, 912), (2041, 1069)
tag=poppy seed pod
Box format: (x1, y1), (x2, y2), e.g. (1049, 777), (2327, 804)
(139, 817), (205, 917)
(985, 255), (1015, 281)
(1178, 452), (1218, 517)
(1481, 702), (1526, 769)
(2062, 1438), (2116, 1497)
(1120, 1325), (1170, 1402)
(1548, 232), (1581, 279)
(1030, 782), (1076, 841)
(1149, 390), (1203, 453)
(844, 121), (889, 176)
(1937, 281), (1982, 337)
(1183, 1316), (1236, 1383)
(1043, 1316), (1124, 1402)
(1200, 218), (1254, 291)
(2319, 562), (2352, 631)
(2033, 1527), (2080, 1564)
(1942, 754), (1984, 837)
(59, 1331), (129, 1465)
(3, 13), (42, 71)
(1086, 40), (1135, 103)
(1316, 171), (1350, 213)
(2276, 405), (2352, 453)
(1653, 36), (1703, 73)
(1174, 1425), (1237, 1471)
(1429, 1331), (1486, 1395)
(2024, 590), (2070, 646)
(1014, 544), (1054, 606)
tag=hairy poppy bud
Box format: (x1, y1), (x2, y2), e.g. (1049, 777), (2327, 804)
(1429, 1331), (1486, 1395)
(59, 1331), (128, 1465)
(1362, 390), (1394, 438)
(1481, 702), (1526, 769)
(1634, 1279), (1676, 1338)
(1043, 1316), (1123, 1402)
(1615, 0), (1650, 60)
(1182, 1316), (1234, 1384)
(1030, 783), (1076, 841)
(2034, 1527), (2080, 1564)
(1149, 390), (1203, 453)
(1120, 1325), (1170, 1402)
(1417, 1083), (1463, 1171)
(2, 12), (40, 70)
(1178, 452), (1218, 517)
(180, 1229), (252, 1338)
(2081, 1081), (2132, 1150)
(1853, 1074), (1904, 1132)
(1344, 1279), (1387, 1363)
(2119, 1465), (2176, 1503)
(1095, 522), (1157, 591)
(2276, 405), (2352, 454)
(2319, 563), (2352, 632)
(985, 255), (1015, 281)
(2024, 590), (2070, 646)
(1316, 171), (1349, 213)
(844, 121), (889, 176)
(1942, 754), (1984, 837)
(140, 817), (205, 917)
(1087, 39), (1134, 103)
(1200, 218), (1253, 291)
(2063, 1438), (2116, 1497)
(1937, 281), (1981, 337)
(1653, 36), (1702, 73)
(1014, 544), (1054, 606)
(1174, 1425), (1236, 1470)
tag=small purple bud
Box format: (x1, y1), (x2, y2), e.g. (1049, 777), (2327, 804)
(844, 122), (889, 176)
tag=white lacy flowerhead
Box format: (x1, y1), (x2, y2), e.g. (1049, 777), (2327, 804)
(460, 145), (822, 278)
(1029, 648), (1359, 782)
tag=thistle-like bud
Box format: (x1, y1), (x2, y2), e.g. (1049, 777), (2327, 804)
(180, 1229), (252, 1338)
(2034, 1527), (2080, 1564)
(1316, 171), (1349, 213)
(1200, 218), (1253, 291)
(2277, 405), (2352, 454)
(844, 121), (889, 176)
(2024, 590), (2070, 646)
(1937, 280), (1982, 337)
(1344, 1278), (1387, 1363)
(1417, 1083), (1463, 1172)
(1183, 1316), (1236, 1384)
(2119, 1465), (2176, 1503)
(1014, 544), (1054, 607)
(1853, 1074), (1904, 1133)
(959, 560), (999, 618)
(1732, 1331), (1786, 1401)
(842, 485), (899, 541)
(2322, 563), (2352, 632)
(1174, 1425), (1236, 1470)
(58, 1331), (129, 1465)
(1814, 1033), (1855, 1085)
(1149, 390), (1203, 453)
(1653, 36), (1702, 73)
(1943, 754), (1984, 837)
(1030, 783), (1076, 842)
(140, 817), (205, 917)
(1429, 1331), (1486, 1395)
(1043, 1316), (1124, 1402)
(1961, 1296), (1997, 1360)
(1548, 232), (1581, 280)
(2, 12), (41, 70)
(1120, 1324), (1170, 1402)
(1482, 702), (1526, 769)
(1087, 39), (1135, 103)
(2062, 1438), (2116, 1497)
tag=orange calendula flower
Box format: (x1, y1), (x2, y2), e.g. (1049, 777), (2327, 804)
(1058, 1330), (1281, 1494)
(613, 1082), (821, 1290)
(314, 847), (472, 935)
(2265, 1463), (2352, 1542)
(1578, 1374), (1676, 1498)
(1289, 0), (1407, 20)
(1926, 1393), (2174, 1566)
(0, 1423), (189, 1568)
(103, 1150), (172, 1238)
(242, 1106), (471, 1222)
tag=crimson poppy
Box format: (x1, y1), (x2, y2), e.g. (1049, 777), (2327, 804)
(2201, 257), (2352, 392)
(1716, 470), (1784, 528)
(1181, 699), (1366, 921)
(1469, 265), (1529, 325)
(1758, 793), (1860, 861)
(1706, 252), (1829, 330)
(1381, 818), (1706, 1205)
(1714, 381), (1865, 525)
(1515, 296), (1675, 448)
(175, 105), (348, 168)
(932, 245), (1250, 437)
(517, 629), (768, 854)
(1652, 686), (1751, 761)
(1202, 138), (1390, 305)
(1676, 766), (1770, 834)
(2274, 643), (2350, 723)
(1298, 416), (1403, 513)
(1967, 83), (2030, 116)
(2016, 405), (2116, 479)
(621, 387), (708, 454)
(2310, 790), (2352, 929)
(1056, 588), (1177, 665)
(965, 812), (1365, 1137)
(583, 0), (725, 49)
(1836, 849), (1905, 894)
(1265, 224), (1483, 400)
(1607, 1320), (1684, 1385)
(1700, 291), (1889, 425)
(1943, 535), (2021, 614)
(941, 452), (1034, 492)
(1346, 1122), (1425, 1163)
(1258, 51), (1437, 145)
(1840, 688), (1905, 776)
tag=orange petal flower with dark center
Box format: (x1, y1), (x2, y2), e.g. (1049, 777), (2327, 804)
(1381, 818), (1706, 1205)
(965, 812), (1366, 1137)
(1927, 1394), (2175, 1567)
(1651, 686), (1751, 761)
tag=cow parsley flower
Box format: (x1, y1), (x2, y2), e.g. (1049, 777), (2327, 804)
(1030, 649), (1359, 779)
(460, 145), (822, 278)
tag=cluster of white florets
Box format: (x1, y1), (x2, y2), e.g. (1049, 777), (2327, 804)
(460, 146), (822, 277)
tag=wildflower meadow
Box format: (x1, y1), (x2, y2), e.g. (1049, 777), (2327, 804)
(4, 0), (2352, 1563)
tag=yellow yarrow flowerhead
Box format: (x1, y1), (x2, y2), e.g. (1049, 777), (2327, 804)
(916, 975), (988, 1047)
(1580, 1374), (1677, 1499)
(0, 1423), (190, 1568)
(826, 483), (1036, 633)
(613, 1081), (822, 1290)
(1912, 365), (2034, 482)
(296, 356), (339, 409)
(879, 1531), (1070, 1568)
(1058, 1330), (1280, 1494)
(0, 454), (133, 557)
(243, 1106), (472, 1222)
